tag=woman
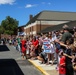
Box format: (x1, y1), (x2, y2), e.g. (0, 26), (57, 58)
(32, 36), (39, 56)
(26, 37), (32, 59)
(30, 36), (39, 59)
(48, 34), (55, 65)
(21, 37), (27, 60)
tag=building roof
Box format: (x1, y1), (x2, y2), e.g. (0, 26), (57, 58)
(40, 20), (76, 33)
(25, 10), (76, 26)
(18, 25), (25, 28)
(37, 10), (76, 21)
(25, 12), (41, 26)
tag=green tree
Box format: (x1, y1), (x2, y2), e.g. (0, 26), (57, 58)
(0, 26), (4, 34)
(1, 16), (19, 35)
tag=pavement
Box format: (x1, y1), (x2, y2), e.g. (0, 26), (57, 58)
(0, 44), (58, 75)
(0, 44), (43, 75)
(28, 59), (59, 75)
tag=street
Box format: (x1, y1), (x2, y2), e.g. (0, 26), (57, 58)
(0, 44), (43, 75)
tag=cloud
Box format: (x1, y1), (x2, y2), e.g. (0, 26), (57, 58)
(25, 4), (37, 8)
(0, 0), (15, 5)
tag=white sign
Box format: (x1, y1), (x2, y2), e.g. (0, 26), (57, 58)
(43, 39), (51, 53)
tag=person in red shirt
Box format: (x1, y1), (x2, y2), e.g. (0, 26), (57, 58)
(21, 37), (27, 60)
(59, 51), (66, 75)
(32, 36), (39, 56)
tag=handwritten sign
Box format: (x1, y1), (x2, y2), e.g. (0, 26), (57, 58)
(43, 39), (51, 53)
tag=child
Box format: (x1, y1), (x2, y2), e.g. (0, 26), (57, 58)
(59, 51), (66, 75)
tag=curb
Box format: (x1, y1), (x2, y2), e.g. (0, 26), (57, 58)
(28, 59), (50, 75)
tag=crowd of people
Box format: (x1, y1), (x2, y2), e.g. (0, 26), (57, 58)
(0, 25), (76, 75)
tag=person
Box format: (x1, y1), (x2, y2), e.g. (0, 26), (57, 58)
(59, 51), (66, 75)
(29, 37), (35, 59)
(9, 38), (12, 45)
(21, 37), (27, 60)
(16, 36), (21, 52)
(55, 25), (73, 75)
(37, 51), (47, 64)
(61, 36), (74, 75)
(73, 31), (76, 50)
(63, 53), (75, 75)
(55, 25), (72, 48)
(48, 34), (55, 65)
(26, 38), (31, 59)
(72, 56), (76, 75)
(32, 36), (39, 57)
(37, 34), (48, 64)
(38, 35), (43, 53)
(60, 26), (72, 45)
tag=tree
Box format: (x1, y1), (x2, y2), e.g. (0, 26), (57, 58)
(1, 16), (19, 35)
(0, 26), (5, 34)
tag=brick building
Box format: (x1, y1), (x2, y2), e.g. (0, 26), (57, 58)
(24, 10), (76, 36)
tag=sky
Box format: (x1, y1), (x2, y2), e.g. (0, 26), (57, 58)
(0, 0), (76, 26)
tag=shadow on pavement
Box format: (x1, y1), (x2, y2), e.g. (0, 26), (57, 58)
(0, 59), (24, 75)
(0, 45), (10, 52)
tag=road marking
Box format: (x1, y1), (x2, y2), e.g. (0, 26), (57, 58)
(28, 59), (50, 75)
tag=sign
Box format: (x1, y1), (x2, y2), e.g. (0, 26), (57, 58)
(43, 39), (51, 53)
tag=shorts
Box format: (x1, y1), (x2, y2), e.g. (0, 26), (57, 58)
(39, 52), (47, 62)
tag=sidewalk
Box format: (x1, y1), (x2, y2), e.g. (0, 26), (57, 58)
(28, 59), (59, 75)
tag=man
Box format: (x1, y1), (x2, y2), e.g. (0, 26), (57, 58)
(60, 25), (73, 75)
(61, 26), (72, 44)
(55, 25), (73, 75)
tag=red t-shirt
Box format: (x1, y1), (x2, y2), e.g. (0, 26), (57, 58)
(32, 40), (39, 47)
(59, 56), (66, 74)
(21, 40), (26, 53)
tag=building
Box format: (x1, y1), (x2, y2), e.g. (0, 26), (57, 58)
(24, 10), (76, 36)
